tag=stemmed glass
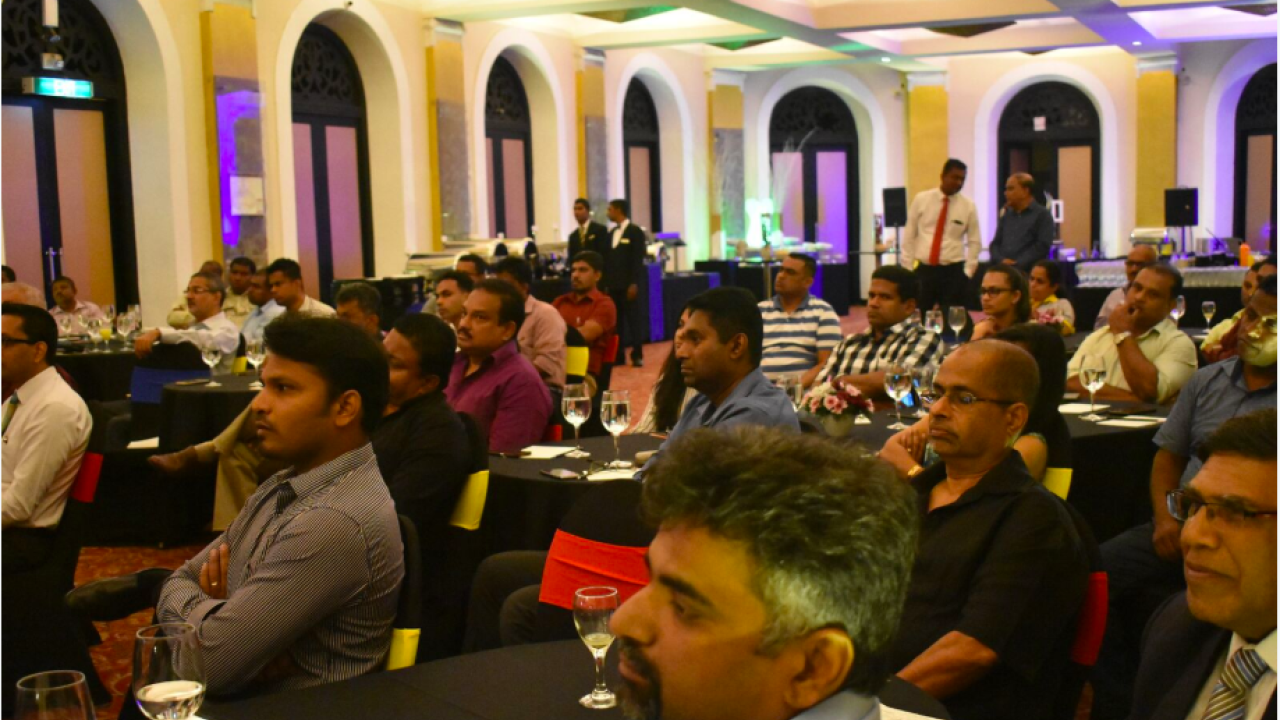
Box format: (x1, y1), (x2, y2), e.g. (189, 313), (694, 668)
(103, 304), (117, 329)
(947, 306), (968, 342)
(601, 390), (632, 469)
(200, 342), (223, 387)
(117, 312), (137, 342)
(85, 318), (104, 353)
(573, 587), (619, 710)
(1202, 300), (1217, 327)
(925, 309), (944, 336)
(884, 361), (913, 430)
(245, 339), (266, 390)
(562, 383), (592, 459)
(132, 623), (206, 720)
(908, 309), (922, 326)
(1079, 354), (1107, 422)
(57, 315), (73, 338)
(1170, 295), (1186, 325)
(13, 670), (96, 720)
(911, 364), (937, 419)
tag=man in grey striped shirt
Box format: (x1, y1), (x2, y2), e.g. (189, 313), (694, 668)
(758, 253), (843, 388)
(157, 317), (403, 696)
(816, 265), (945, 399)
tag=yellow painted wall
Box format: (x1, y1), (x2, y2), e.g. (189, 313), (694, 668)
(907, 85), (948, 202)
(711, 85), (743, 130)
(579, 63), (605, 198)
(1135, 70), (1176, 227)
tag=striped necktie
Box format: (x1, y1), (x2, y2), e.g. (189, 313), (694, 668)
(1201, 647), (1269, 720)
(1, 394), (19, 435)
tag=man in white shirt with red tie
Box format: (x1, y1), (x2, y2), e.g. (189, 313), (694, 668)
(1, 303), (91, 573)
(899, 158), (981, 322)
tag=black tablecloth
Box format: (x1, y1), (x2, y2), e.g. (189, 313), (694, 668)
(531, 277), (571, 304)
(1073, 286), (1242, 331)
(158, 374), (260, 452)
(203, 640), (951, 720)
(657, 273), (715, 340)
(55, 346), (136, 402)
(696, 260), (852, 310)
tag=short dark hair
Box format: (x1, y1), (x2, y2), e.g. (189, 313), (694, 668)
(436, 270), (474, 293)
(642, 426), (919, 694)
(787, 252), (817, 279)
(229, 256), (257, 274)
(573, 198), (591, 211)
(392, 313), (457, 391)
(994, 324), (1065, 436)
(263, 316), (388, 435)
(984, 264), (1032, 322)
(493, 257), (533, 288)
(870, 265), (919, 304)
(266, 258), (303, 282)
(191, 271), (227, 307)
(609, 198), (630, 218)
(572, 251), (604, 274)
(474, 278), (526, 335)
(457, 254), (489, 277)
(1255, 256), (1278, 272)
(2, 302), (58, 363)
(335, 282), (382, 318)
(52, 275), (77, 291)
(1258, 274), (1277, 298)
(1197, 408), (1276, 465)
(1137, 262), (1184, 298)
(1031, 260), (1064, 291)
(1, 266), (14, 283)
(942, 158), (967, 175)
(684, 287), (764, 367)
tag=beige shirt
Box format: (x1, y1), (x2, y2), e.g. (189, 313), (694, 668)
(222, 291), (254, 329)
(295, 295), (336, 318)
(2, 366), (91, 528)
(1067, 318), (1198, 403)
(900, 188), (982, 277)
(1185, 630), (1276, 720)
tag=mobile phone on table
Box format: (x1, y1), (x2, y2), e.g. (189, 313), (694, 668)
(1103, 404), (1159, 417)
(541, 468), (580, 480)
(174, 378), (211, 386)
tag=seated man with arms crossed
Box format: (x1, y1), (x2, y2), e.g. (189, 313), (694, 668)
(155, 317), (403, 696)
(889, 339), (1089, 720)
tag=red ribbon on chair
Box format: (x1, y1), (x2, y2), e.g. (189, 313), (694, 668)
(71, 452), (104, 504)
(1070, 571), (1108, 666)
(539, 530), (650, 610)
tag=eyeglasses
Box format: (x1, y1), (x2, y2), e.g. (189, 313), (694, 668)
(918, 390), (1016, 408)
(185, 287), (213, 295)
(0, 336), (40, 348)
(979, 287), (1012, 297)
(1166, 489), (1278, 527)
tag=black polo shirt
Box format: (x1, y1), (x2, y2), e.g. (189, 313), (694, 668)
(890, 451), (1088, 720)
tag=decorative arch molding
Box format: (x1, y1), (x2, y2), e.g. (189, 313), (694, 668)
(973, 62), (1120, 254)
(471, 29), (570, 240)
(609, 53), (697, 241)
(753, 66), (889, 262)
(272, 0), (418, 275)
(1202, 38), (1278, 237)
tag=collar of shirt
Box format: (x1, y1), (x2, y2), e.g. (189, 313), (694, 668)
(1232, 628), (1278, 676)
(770, 293), (813, 313)
(912, 450), (1032, 510)
(615, 220), (630, 234)
(703, 367), (773, 413)
(792, 690), (879, 720)
(384, 391), (443, 422)
(190, 311), (230, 330)
(1214, 357), (1278, 394)
(459, 340), (519, 377)
(857, 317), (913, 343)
(559, 289), (605, 306)
(1137, 317), (1179, 340)
(1008, 201), (1044, 217)
(269, 443), (377, 509)
(11, 365), (60, 404)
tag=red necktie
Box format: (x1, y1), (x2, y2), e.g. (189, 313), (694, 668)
(928, 196), (950, 266)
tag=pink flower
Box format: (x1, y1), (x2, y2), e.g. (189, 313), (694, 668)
(823, 395), (848, 414)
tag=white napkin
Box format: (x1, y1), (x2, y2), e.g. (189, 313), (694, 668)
(521, 445), (574, 460)
(1099, 419), (1161, 428)
(586, 469), (637, 481)
(882, 707), (936, 720)
(1059, 403), (1108, 415)
(127, 437), (160, 450)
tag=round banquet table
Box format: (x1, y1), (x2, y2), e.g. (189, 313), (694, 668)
(201, 639), (951, 720)
(158, 373), (260, 453)
(55, 346), (136, 402)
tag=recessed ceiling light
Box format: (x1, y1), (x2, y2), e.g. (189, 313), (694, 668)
(880, 56), (891, 62)
(1132, 40), (1142, 46)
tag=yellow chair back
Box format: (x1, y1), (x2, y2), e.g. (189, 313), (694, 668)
(449, 470), (490, 531)
(566, 346), (590, 378)
(384, 628), (421, 671)
(1042, 467), (1072, 501)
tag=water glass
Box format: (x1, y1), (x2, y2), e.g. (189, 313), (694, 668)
(245, 339), (266, 389)
(573, 587), (619, 710)
(1202, 300), (1217, 327)
(13, 670), (96, 720)
(562, 383), (592, 459)
(1170, 295), (1186, 324)
(1079, 354), (1106, 422)
(884, 362), (913, 430)
(85, 318), (104, 352)
(57, 315), (73, 338)
(947, 306), (968, 341)
(132, 623), (205, 720)
(601, 390), (632, 469)
(925, 309), (944, 335)
(911, 364), (937, 419)
(200, 344), (223, 387)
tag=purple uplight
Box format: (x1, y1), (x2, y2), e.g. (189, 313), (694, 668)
(215, 90), (263, 247)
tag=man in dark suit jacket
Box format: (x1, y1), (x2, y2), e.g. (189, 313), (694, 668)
(567, 198), (610, 263)
(1128, 409), (1276, 720)
(605, 198), (649, 367)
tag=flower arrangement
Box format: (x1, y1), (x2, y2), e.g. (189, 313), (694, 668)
(801, 379), (873, 418)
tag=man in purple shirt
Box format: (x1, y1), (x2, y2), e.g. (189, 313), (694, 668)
(445, 279), (552, 453)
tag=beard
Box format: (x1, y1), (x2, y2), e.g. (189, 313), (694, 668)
(617, 638), (663, 720)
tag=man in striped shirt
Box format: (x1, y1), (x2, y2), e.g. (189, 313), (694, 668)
(817, 265), (945, 399)
(758, 253), (842, 388)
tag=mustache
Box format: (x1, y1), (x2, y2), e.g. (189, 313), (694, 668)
(616, 638), (662, 720)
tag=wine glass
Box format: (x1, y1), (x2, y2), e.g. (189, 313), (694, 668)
(132, 623), (206, 720)
(245, 339), (266, 390)
(117, 312), (136, 342)
(13, 670), (96, 720)
(1079, 354), (1107, 422)
(562, 383), (592, 459)
(1170, 295), (1186, 324)
(1202, 300), (1216, 327)
(925, 309), (944, 336)
(573, 587), (619, 710)
(103, 304), (116, 327)
(884, 361), (913, 430)
(601, 390), (632, 469)
(947, 306), (968, 342)
(57, 315), (73, 338)
(911, 364), (937, 419)
(85, 318), (104, 353)
(200, 343), (223, 387)
(99, 319), (115, 349)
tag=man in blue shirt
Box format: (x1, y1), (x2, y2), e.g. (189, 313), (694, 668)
(988, 174), (1055, 274)
(240, 270), (284, 341)
(1091, 274), (1277, 720)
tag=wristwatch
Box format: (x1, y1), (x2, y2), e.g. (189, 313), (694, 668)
(1114, 331), (1133, 346)
(906, 464), (925, 479)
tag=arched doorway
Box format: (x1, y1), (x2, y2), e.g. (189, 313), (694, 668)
(290, 23), (373, 304)
(1, 0), (138, 307)
(1233, 63), (1276, 251)
(623, 80), (662, 233)
(769, 86), (859, 288)
(998, 81), (1100, 255)
(485, 55), (534, 239)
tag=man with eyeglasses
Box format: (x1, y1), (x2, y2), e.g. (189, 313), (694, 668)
(1094, 245), (1159, 330)
(886, 340), (1088, 720)
(135, 272), (240, 375)
(1127, 409), (1276, 720)
(1202, 257), (1278, 363)
(1090, 275), (1277, 720)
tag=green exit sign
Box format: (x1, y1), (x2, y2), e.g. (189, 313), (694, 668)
(22, 77), (94, 99)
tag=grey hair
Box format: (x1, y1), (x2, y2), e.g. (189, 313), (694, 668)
(191, 272), (226, 307)
(642, 426), (920, 694)
(2, 282), (47, 308)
